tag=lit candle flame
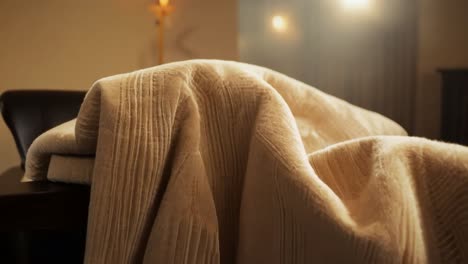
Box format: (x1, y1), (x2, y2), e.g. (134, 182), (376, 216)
(160, 0), (169, 7)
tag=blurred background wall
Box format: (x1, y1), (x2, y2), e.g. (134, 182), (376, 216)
(239, 0), (468, 139)
(415, 0), (468, 139)
(0, 0), (237, 173)
(1, 0), (468, 175)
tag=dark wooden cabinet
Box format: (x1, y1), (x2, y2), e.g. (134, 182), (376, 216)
(0, 172), (90, 263)
(439, 69), (468, 146)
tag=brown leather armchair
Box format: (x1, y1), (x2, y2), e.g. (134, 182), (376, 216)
(0, 90), (90, 263)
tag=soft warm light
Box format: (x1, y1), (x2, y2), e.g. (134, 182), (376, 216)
(272, 15), (287, 32)
(342, 0), (369, 10)
(160, 0), (169, 7)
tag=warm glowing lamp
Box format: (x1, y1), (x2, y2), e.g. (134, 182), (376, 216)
(342, 0), (370, 10)
(272, 15), (287, 32)
(150, 0), (174, 65)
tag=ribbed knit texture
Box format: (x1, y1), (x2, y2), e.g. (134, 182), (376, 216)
(24, 60), (468, 263)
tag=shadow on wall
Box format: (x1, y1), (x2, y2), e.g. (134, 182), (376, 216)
(0, 166), (23, 180)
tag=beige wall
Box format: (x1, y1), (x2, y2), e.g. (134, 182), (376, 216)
(0, 0), (238, 173)
(415, 0), (468, 138)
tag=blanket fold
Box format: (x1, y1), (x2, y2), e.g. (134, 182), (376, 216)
(25, 60), (468, 263)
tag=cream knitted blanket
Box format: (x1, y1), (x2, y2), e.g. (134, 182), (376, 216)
(25, 60), (468, 263)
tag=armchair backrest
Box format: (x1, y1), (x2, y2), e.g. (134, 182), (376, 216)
(0, 90), (86, 168)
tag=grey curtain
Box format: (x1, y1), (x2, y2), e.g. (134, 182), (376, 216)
(240, 0), (417, 132)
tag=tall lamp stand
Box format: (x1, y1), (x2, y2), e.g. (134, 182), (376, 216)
(150, 0), (174, 65)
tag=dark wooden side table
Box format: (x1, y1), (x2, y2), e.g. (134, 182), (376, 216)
(439, 69), (468, 145)
(0, 172), (90, 263)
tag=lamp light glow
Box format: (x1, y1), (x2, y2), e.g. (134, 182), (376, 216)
(342, 0), (369, 10)
(272, 15), (287, 32)
(160, 0), (169, 7)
